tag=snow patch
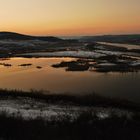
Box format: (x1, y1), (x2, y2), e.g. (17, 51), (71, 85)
(96, 50), (123, 56)
(19, 51), (106, 58)
(0, 98), (133, 120)
(97, 63), (117, 67)
(130, 60), (140, 66)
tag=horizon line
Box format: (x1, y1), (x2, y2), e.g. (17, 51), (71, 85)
(0, 31), (140, 37)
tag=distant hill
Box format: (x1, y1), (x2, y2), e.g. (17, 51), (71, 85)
(0, 32), (62, 42)
(80, 35), (140, 45)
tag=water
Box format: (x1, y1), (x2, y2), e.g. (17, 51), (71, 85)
(98, 42), (140, 50)
(0, 57), (140, 102)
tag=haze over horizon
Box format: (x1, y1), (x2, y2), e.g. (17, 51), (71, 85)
(0, 0), (140, 36)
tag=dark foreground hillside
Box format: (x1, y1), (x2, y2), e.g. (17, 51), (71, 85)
(0, 31), (63, 42)
(0, 112), (140, 140)
(0, 89), (140, 140)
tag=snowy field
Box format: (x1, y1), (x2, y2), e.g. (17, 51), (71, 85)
(0, 97), (133, 121)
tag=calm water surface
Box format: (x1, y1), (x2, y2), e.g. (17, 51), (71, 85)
(0, 57), (140, 102)
(98, 42), (140, 50)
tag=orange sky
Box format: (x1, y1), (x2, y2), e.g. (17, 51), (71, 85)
(0, 0), (140, 36)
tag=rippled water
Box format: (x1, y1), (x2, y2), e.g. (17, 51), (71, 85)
(0, 57), (140, 102)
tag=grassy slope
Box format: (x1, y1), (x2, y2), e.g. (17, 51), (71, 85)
(0, 89), (140, 140)
(0, 108), (140, 140)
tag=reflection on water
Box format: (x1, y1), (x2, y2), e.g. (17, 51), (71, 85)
(0, 57), (140, 102)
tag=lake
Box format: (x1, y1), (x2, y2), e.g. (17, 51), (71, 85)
(0, 57), (140, 103)
(98, 42), (140, 50)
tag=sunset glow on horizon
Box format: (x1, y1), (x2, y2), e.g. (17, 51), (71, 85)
(0, 0), (140, 36)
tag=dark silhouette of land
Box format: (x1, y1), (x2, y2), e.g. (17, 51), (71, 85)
(0, 89), (140, 140)
(0, 31), (63, 42)
(80, 34), (140, 45)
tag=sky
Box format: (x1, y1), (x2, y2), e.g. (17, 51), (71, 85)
(0, 0), (140, 36)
